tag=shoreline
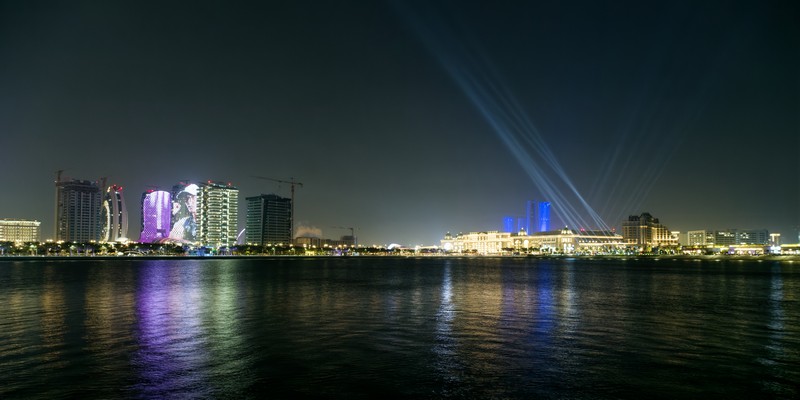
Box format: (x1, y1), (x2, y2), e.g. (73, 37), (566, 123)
(1, 254), (798, 262)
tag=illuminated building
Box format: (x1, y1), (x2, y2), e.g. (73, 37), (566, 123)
(502, 215), (527, 233)
(686, 228), (770, 247)
(441, 231), (514, 254)
(526, 200), (536, 233)
(441, 228), (624, 255)
(504, 200), (550, 234)
(528, 228), (624, 254)
(734, 229), (769, 245)
(687, 230), (715, 246)
(621, 212), (677, 251)
(502, 216), (515, 233)
(55, 178), (102, 242)
(246, 194), (291, 245)
(0, 219), (41, 242)
(714, 230), (736, 246)
(101, 184), (128, 242)
(168, 183), (199, 244)
(673, 231), (685, 246)
(537, 201), (551, 232)
(714, 229), (769, 245)
(139, 190), (171, 243)
(197, 182), (239, 248)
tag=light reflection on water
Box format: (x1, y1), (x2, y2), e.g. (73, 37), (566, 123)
(0, 257), (798, 399)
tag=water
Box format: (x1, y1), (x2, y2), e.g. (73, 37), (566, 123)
(1, 257), (798, 399)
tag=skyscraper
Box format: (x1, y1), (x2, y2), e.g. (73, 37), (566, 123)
(502, 216), (515, 233)
(196, 181), (239, 248)
(140, 190), (171, 243)
(101, 184), (128, 242)
(168, 183), (199, 244)
(246, 194), (292, 245)
(537, 201), (551, 232)
(55, 178), (102, 242)
(525, 200), (536, 233)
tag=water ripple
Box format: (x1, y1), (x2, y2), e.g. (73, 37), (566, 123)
(0, 258), (798, 399)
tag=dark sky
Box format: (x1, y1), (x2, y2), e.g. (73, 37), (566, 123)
(1, 0), (798, 246)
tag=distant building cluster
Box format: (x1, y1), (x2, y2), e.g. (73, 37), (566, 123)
(50, 174), (276, 248)
(0, 175), (789, 255)
(0, 174), (367, 249)
(443, 211), (782, 256)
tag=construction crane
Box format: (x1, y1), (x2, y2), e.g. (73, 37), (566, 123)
(252, 176), (304, 239)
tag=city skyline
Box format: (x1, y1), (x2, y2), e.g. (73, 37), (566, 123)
(1, 1), (797, 245)
(2, 174), (794, 247)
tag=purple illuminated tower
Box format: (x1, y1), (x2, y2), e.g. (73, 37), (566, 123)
(140, 190), (171, 243)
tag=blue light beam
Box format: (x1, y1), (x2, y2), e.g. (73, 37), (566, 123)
(396, 3), (611, 231)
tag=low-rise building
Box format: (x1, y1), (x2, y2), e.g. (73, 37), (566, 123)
(685, 228), (771, 247)
(0, 219), (41, 242)
(687, 230), (715, 246)
(441, 228), (624, 255)
(441, 231), (513, 254)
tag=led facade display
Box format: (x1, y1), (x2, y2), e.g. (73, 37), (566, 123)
(140, 190), (171, 243)
(169, 183), (199, 243)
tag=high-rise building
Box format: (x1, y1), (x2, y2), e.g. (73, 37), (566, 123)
(246, 194), (292, 245)
(0, 219), (41, 242)
(168, 183), (199, 244)
(502, 215), (527, 233)
(622, 212), (677, 250)
(197, 181), (239, 248)
(55, 178), (102, 242)
(140, 190), (172, 243)
(502, 216), (515, 233)
(101, 184), (128, 242)
(537, 201), (551, 232)
(525, 200), (536, 233)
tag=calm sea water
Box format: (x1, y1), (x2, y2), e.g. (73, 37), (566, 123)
(0, 257), (798, 399)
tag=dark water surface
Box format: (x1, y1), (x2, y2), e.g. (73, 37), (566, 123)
(1, 257), (798, 399)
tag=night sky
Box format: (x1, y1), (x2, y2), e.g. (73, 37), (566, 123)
(1, 1), (797, 246)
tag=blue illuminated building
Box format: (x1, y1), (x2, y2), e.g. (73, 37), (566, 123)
(502, 216), (514, 233)
(537, 201), (551, 232)
(526, 200), (536, 233)
(502, 215), (529, 233)
(505, 200), (552, 233)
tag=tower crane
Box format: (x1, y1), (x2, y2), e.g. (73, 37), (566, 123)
(252, 176), (304, 240)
